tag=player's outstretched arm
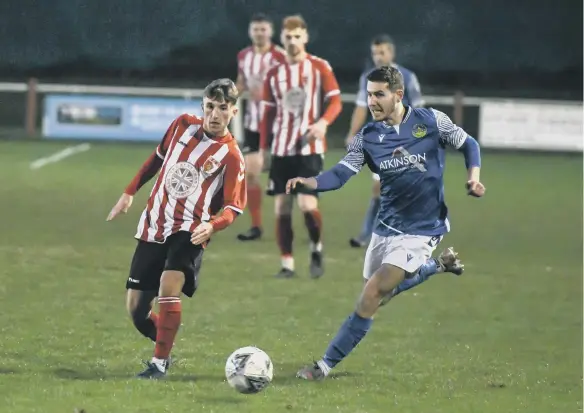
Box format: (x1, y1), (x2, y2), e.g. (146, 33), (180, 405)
(106, 117), (179, 221)
(106, 153), (163, 221)
(433, 109), (485, 198)
(286, 131), (366, 194)
(286, 163), (356, 194)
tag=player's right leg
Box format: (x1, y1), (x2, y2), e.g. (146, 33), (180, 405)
(126, 240), (167, 342)
(137, 231), (203, 379)
(125, 240), (171, 376)
(237, 130), (264, 242)
(297, 193), (324, 278)
(297, 266), (405, 379)
(349, 174), (381, 248)
(126, 289), (158, 342)
(296, 154), (325, 279)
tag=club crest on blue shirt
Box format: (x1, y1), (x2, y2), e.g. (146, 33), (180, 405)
(412, 124), (428, 138)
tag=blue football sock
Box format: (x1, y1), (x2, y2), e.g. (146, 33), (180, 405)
(358, 197), (380, 242)
(320, 312), (373, 372)
(392, 258), (439, 296)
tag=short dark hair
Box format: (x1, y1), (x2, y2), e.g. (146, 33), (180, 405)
(371, 34), (394, 46)
(203, 78), (239, 105)
(366, 66), (404, 92)
(282, 14), (308, 31)
(250, 13), (272, 24)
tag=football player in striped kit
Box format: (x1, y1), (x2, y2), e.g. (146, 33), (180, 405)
(260, 15), (342, 279)
(107, 79), (247, 379)
(235, 13), (286, 242)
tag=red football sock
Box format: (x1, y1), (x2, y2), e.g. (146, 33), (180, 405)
(247, 184), (263, 228)
(153, 297), (182, 360)
(276, 215), (293, 256)
(303, 209), (323, 245)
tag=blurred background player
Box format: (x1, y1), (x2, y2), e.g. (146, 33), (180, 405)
(347, 34), (424, 248)
(235, 13), (286, 242)
(260, 14), (342, 279)
(290, 66), (484, 380)
(106, 79), (247, 379)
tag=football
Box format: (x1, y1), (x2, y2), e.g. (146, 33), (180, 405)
(225, 346), (274, 394)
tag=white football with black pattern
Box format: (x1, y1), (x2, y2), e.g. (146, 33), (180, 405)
(225, 346), (273, 394)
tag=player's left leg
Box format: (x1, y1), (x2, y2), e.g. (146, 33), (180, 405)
(349, 174), (381, 248)
(297, 234), (437, 380)
(237, 131), (264, 241)
(297, 193), (324, 279)
(379, 246), (465, 305)
(297, 154), (325, 278)
(137, 231), (203, 379)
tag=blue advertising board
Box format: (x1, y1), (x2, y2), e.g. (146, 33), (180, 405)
(42, 94), (203, 141)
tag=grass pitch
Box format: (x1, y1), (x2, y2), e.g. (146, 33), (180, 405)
(0, 140), (582, 413)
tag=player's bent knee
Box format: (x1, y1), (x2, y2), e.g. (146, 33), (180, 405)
(126, 289), (157, 333)
(159, 270), (185, 297)
(126, 289), (154, 316)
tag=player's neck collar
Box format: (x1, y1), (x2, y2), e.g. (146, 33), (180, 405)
(286, 52), (308, 65)
(202, 129), (232, 143)
(253, 43), (272, 54)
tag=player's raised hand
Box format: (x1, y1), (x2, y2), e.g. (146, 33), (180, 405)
(106, 193), (133, 221)
(466, 180), (486, 197)
(286, 177), (317, 194)
(191, 222), (214, 245)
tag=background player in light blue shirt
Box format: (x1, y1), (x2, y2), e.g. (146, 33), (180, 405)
(346, 34), (424, 248)
(287, 66), (485, 380)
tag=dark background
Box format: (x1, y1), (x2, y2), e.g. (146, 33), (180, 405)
(0, 0), (582, 99)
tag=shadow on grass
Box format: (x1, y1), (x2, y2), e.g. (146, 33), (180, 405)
(52, 367), (224, 384)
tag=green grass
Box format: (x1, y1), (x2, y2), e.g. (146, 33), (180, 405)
(0, 140), (582, 413)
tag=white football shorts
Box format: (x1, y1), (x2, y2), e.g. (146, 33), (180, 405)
(363, 233), (442, 279)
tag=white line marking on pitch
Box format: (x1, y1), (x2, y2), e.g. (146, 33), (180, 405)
(29, 143), (91, 170)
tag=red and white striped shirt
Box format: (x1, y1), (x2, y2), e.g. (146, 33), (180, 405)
(260, 54), (342, 157)
(131, 114), (246, 244)
(237, 45), (286, 132)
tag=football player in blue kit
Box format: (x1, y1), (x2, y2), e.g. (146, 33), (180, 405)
(287, 66), (485, 380)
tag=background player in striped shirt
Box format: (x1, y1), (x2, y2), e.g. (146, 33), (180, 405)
(235, 13), (286, 242)
(260, 15), (342, 279)
(347, 34), (424, 248)
(106, 79), (246, 379)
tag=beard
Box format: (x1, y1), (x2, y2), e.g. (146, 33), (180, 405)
(369, 97), (401, 121)
(286, 45), (300, 56)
